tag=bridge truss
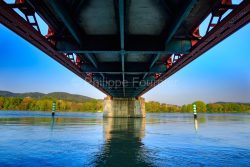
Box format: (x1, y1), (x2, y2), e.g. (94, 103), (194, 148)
(0, 0), (249, 98)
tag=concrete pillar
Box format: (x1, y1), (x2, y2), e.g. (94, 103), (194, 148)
(103, 97), (145, 118)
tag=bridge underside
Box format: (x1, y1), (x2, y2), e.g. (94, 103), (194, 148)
(0, 0), (249, 98)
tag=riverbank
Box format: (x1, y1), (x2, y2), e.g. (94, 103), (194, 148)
(146, 101), (250, 113)
(0, 110), (249, 114)
(1, 96), (249, 113)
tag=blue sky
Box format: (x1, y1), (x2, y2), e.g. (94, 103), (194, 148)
(0, 7), (249, 105)
(145, 24), (250, 105)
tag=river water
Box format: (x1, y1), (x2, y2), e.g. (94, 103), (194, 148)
(0, 111), (249, 167)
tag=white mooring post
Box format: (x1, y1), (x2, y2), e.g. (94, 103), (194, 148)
(193, 104), (197, 119)
(52, 101), (56, 117)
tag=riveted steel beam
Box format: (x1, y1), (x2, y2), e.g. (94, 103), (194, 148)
(48, 0), (104, 78)
(163, 0), (197, 45)
(0, 0), (109, 96)
(49, 0), (83, 45)
(118, 0), (126, 97)
(56, 38), (191, 53)
(142, 53), (161, 79)
(138, 0), (250, 97)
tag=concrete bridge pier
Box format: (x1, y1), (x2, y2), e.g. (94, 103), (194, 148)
(103, 97), (145, 118)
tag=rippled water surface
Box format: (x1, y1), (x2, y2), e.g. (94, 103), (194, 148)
(0, 111), (250, 167)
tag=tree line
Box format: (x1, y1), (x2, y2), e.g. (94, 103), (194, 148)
(146, 101), (250, 113)
(0, 96), (249, 112)
(0, 96), (102, 112)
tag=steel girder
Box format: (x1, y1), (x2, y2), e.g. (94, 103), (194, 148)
(138, 0), (250, 97)
(0, 0), (109, 96)
(0, 0), (249, 98)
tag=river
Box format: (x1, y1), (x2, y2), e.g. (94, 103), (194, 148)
(0, 111), (249, 167)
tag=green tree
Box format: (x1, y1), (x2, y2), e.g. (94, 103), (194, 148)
(18, 97), (33, 110)
(193, 101), (206, 112)
(181, 105), (187, 112)
(186, 104), (193, 112)
(0, 97), (4, 110)
(207, 103), (223, 112)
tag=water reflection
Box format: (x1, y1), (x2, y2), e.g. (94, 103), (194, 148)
(194, 118), (199, 132)
(93, 118), (153, 167)
(50, 116), (55, 130)
(0, 112), (250, 166)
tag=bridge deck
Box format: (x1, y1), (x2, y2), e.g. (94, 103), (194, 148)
(0, 0), (249, 97)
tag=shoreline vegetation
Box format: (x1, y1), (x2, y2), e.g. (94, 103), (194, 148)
(0, 91), (249, 113)
(145, 101), (250, 113)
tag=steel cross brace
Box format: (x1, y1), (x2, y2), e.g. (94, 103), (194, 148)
(138, 0), (250, 97)
(0, 0), (109, 96)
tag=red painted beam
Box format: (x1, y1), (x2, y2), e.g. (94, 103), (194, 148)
(138, 0), (250, 97)
(0, 0), (109, 96)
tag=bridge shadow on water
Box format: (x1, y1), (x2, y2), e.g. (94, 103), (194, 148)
(93, 118), (154, 167)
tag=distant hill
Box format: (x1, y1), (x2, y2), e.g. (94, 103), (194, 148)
(46, 92), (95, 102)
(0, 91), (95, 102)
